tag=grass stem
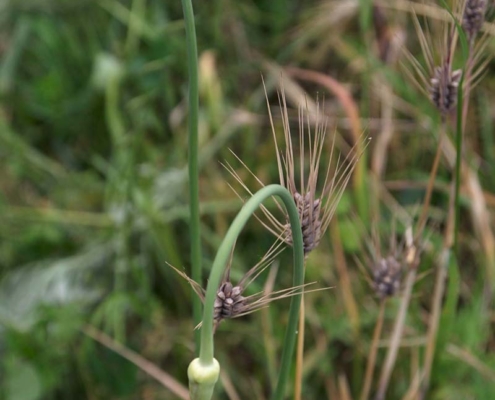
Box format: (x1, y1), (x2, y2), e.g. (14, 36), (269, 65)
(375, 268), (417, 400)
(420, 180), (455, 395)
(180, 0), (202, 353)
(360, 300), (386, 400)
(294, 297), (305, 400)
(416, 121), (445, 241)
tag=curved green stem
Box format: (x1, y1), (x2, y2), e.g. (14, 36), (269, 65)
(195, 184), (305, 400)
(180, 0), (202, 352)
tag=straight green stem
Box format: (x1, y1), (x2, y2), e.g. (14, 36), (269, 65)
(454, 74), (464, 255)
(181, 0), (202, 353)
(356, 0), (372, 223)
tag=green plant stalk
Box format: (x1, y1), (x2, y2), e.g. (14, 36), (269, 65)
(420, 178), (456, 397)
(105, 67), (132, 343)
(435, 253), (460, 364)
(439, 0), (468, 255)
(125, 0), (146, 57)
(294, 297), (305, 400)
(422, 75), (465, 394)
(478, 92), (495, 189)
(358, 0), (373, 34)
(419, 3), (465, 393)
(355, 149), (369, 225)
(189, 184), (305, 400)
(356, 0), (372, 224)
(105, 69), (125, 146)
(261, 300), (278, 389)
(415, 118), (445, 242)
(0, 16), (30, 95)
(454, 71), (464, 254)
(181, 0), (202, 353)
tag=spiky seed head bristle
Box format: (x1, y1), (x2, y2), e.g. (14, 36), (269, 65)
(283, 192), (322, 254)
(430, 66), (462, 115)
(266, 82), (364, 255)
(373, 256), (402, 299)
(214, 282), (246, 322)
(463, 0), (487, 41)
(226, 80), (365, 256)
(169, 239), (314, 330)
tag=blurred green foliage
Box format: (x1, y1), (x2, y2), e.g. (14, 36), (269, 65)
(1, 0), (495, 399)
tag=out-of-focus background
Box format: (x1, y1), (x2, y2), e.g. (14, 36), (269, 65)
(1, 0), (495, 399)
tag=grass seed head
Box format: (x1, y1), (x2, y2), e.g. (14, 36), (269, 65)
(283, 192), (322, 254)
(262, 80), (363, 255)
(430, 66), (462, 115)
(214, 282), (246, 321)
(463, 0), (487, 42)
(403, 4), (474, 116)
(168, 240), (311, 331)
(373, 255), (402, 299)
(225, 80), (364, 256)
(355, 215), (413, 299)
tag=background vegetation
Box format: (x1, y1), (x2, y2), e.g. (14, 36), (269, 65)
(0, 0), (494, 399)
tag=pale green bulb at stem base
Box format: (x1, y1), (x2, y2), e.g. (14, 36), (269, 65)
(188, 357), (220, 400)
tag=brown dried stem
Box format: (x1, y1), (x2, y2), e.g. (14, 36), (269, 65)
(360, 300), (386, 400)
(83, 325), (190, 400)
(447, 343), (495, 382)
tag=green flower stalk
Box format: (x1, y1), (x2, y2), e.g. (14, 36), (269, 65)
(187, 184), (305, 400)
(180, 0), (202, 352)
